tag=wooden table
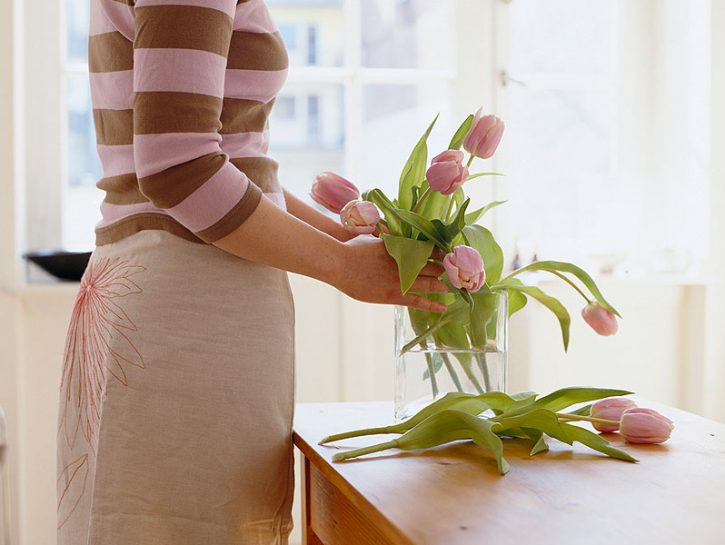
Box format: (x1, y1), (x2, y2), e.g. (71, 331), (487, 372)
(293, 401), (725, 545)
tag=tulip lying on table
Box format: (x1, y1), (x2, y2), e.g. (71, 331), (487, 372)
(320, 387), (673, 475)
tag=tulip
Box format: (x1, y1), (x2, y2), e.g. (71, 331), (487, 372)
(340, 200), (380, 235)
(443, 246), (485, 292)
(619, 408), (674, 444)
(463, 110), (504, 160)
(426, 150), (469, 195)
(582, 302), (618, 336)
(310, 172), (360, 214)
(590, 397), (637, 433)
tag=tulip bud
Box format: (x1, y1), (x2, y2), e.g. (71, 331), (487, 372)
(582, 303), (618, 336)
(340, 200), (380, 235)
(619, 408), (674, 444)
(310, 172), (360, 214)
(426, 150), (469, 195)
(590, 397), (637, 433)
(463, 110), (504, 160)
(443, 246), (485, 292)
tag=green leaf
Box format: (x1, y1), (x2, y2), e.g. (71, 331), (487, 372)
(529, 387), (633, 413)
(382, 234), (435, 294)
(465, 172), (504, 182)
(393, 209), (450, 249)
(494, 408), (573, 445)
(364, 188), (404, 236)
(464, 200), (507, 225)
(469, 291), (499, 348)
(567, 404), (593, 416)
(525, 429), (550, 456)
(462, 225), (504, 285)
(422, 352), (444, 380)
(507, 289), (528, 318)
(448, 114), (474, 150)
(441, 198), (471, 242)
(494, 279), (571, 351)
(399, 114), (439, 210)
(419, 190), (450, 220)
(560, 423), (638, 463)
(503, 260), (621, 317)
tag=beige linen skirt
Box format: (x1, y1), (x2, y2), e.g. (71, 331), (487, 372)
(56, 230), (296, 545)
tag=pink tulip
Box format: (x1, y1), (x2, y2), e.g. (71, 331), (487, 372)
(310, 172), (360, 214)
(463, 110), (504, 160)
(582, 303), (618, 336)
(426, 150), (469, 195)
(443, 246), (485, 292)
(619, 408), (674, 444)
(591, 397), (637, 433)
(340, 200), (381, 235)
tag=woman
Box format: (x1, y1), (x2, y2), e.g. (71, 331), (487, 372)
(57, 1), (446, 543)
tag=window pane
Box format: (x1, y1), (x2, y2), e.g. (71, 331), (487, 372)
(66, 0), (90, 64)
(267, 0), (345, 67)
(361, 0), (455, 70)
(509, 0), (615, 77)
(269, 83), (345, 198)
(66, 75), (102, 187)
(360, 83), (453, 197)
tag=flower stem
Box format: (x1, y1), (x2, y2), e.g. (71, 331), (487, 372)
(557, 413), (619, 426)
(444, 195), (456, 222)
(332, 439), (399, 462)
(466, 153), (476, 168)
(413, 187), (432, 213)
(548, 270), (592, 304)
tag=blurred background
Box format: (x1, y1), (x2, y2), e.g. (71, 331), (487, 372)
(1, 0), (723, 544)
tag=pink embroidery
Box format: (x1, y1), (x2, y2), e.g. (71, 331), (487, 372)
(57, 257), (145, 528)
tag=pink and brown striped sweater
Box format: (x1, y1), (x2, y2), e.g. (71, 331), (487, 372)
(89, 0), (288, 245)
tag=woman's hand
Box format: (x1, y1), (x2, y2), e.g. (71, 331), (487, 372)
(332, 235), (448, 312)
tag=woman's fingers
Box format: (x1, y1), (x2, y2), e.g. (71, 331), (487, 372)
(399, 293), (447, 313)
(409, 275), (448, 294)
(419, 262), (445, 278)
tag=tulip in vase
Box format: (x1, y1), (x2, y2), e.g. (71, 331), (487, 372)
(311, 109), (621, 422)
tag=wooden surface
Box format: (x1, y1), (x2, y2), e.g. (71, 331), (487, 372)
(293, 401), (725, 545)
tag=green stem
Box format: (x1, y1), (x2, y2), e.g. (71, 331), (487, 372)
(424, 352), (440, 398)
(548, 270), (592, 304)
(412, 187), (432, 213)
(466, 153), (476, 168)
(401, 319), (448, 354)
(440, 353), (464, 392)
(319, 425), (401, 445)
(332, 439), (400, 462)
(444, 195), (456, 222)
(475, 352), (492, 392)
(557, 413), (619, 426)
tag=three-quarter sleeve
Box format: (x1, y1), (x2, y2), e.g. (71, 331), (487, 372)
(132, 0), (262, 243)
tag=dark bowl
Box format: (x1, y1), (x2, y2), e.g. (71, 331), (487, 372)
(23, 250), (93, 281)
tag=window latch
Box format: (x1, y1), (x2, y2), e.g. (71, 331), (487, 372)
(500, 70), (527, 88)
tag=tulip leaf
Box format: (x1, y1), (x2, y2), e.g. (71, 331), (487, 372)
(494, 279), (571, 351)
(503, 260), (621, 317)
(469, 291), (499, 348)
(526, 429), (550, 456)
(448, 114), (474, 150)
(441, 198), (471, 242)
(567, 404), (593, 416)
(364, 188), (404, 236)
(393, 208), (450, 249)
(419, 189), (450, 220)
(382, 234), (435, 295)
(465, 172), (504, 182)
(464, 200), (507, 225)
(462, 225), (504, 285)
(494, 408), (573, 445)
(399, 113), (439, 210)
(560, 423), (638, 463)
(507, 286), (528, 317)
(528, 387), (633, 413)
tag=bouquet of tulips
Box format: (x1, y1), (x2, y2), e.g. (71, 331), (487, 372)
(311, 109), (620, 393)
(319, 387), (675, 475)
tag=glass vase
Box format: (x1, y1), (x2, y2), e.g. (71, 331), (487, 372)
(393, 292), (508, 422)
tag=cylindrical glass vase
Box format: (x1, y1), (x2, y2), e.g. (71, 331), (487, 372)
(394, 291), (508, 422)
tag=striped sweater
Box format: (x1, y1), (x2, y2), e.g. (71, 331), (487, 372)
(89, 0), (288, 245)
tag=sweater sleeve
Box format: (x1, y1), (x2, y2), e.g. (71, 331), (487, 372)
(132, 0), (262, 243)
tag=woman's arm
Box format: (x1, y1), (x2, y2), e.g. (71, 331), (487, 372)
(215, 196), (448, 312)
(283, 188), (351, 242)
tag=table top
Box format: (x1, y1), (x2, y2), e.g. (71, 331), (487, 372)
(293, 401), (725, 545)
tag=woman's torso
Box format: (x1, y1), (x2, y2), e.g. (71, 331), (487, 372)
(89, 0), (288, 246)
